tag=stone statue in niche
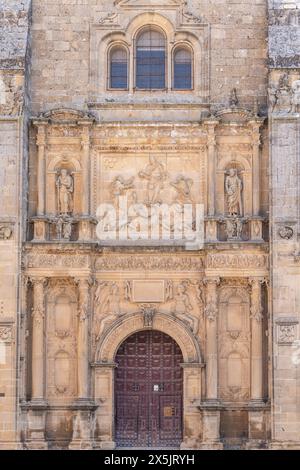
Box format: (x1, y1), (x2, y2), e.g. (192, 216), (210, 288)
(95, 282), (123, 339)
(171, 176), (194, 204)
(56, 169), (74, 215)
(139, 155), (167, 205)
(171, 283), (199, 334)
(291, 80), (300, 113)
(225, 169), (243, 216)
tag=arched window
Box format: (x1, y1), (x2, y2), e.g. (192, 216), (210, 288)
(173, 47), (192, 90)
(136, 27), (166, 90)
(109, 46), (128, 89)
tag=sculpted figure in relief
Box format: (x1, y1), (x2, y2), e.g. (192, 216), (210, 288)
(225, 169), (243, 216)
(139, 155), (167, 205)
(95, 282), (123, 340)
(56, 169), (74, 215)
(110, 175), (137, 205)
(171, 283), (199, 334)
(171, 176), (194, 204)
(291, 80), (300, 113)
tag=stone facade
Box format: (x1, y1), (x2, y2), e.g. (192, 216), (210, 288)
(0, 0), (299, 450)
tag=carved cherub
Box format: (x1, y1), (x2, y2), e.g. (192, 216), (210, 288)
(95, 282), (123, 339)
(171, 283), (199, 334)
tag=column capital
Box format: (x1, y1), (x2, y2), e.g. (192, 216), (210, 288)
(29, 277), (48, 288)
(204, 276), (221, 286)
(248, 276), (266, 287)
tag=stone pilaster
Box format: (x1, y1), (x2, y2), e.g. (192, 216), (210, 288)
(205, 121), (219, 217)
(80, 122), (92, 216)
(34, 122), (48, 216)
(249, 120), (263, 216)
(249, 277), (264, 403)
(75, 277), (91, 401)
(204, 277), (220, 401)
(31, 277), (47, 402)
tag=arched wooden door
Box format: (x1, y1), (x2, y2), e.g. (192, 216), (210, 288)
(115, 330), (183, 448)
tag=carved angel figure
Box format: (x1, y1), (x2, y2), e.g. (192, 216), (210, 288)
(56, 169), (74, 215)
(225, 169), (243, 216)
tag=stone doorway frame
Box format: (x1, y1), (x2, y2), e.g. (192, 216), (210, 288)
(92, 311), (204, 449)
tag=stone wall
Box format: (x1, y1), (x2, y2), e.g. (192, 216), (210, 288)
(0, 0), (31, 449)
(268, 0), (300, 447)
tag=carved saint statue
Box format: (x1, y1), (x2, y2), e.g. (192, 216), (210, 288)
(171, 283), (199, 334)
(139, 155), (167, 205)
(56, 169), (74, 215)
(95, 282), (122, 340)
(225, 169), (243, 216)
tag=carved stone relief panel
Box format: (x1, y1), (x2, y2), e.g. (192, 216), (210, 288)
(218, 284), (251, 401)
(46, 280), (78, 400)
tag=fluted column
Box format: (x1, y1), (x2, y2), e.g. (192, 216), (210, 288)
(80, 123), (92, 216)
(31, 277), (47, 401)
(35, 122), (47, 216)
(204, 277), (220, 401)
(76, 278), (91, 400)
(205, 121), (219, 216)
(249, 277), (264, 402)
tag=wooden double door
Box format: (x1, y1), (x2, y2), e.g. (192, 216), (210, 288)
(115, 330), (183, 448)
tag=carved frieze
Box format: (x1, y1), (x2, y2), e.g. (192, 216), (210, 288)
(206, 253), (268, 270)
(95, 255), (204, 271)
(26, 254), (89, 269)
(276, 320), (299, 345)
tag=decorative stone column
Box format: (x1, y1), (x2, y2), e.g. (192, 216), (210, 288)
(76, 277), (91, 401)
(249, 277), (264, 403)
(70, 277), (93, 450)
(34, 121), (48, 216)
(26, 277), (48, 449)
(31, 278), (47, 402)
(80, 122), (92, 216)
(205, 120), (219, 217)
(204, 277), (220, 401)
(249, 120), (264, 216)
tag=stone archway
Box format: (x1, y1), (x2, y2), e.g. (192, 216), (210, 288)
(92, 311), (204, 449)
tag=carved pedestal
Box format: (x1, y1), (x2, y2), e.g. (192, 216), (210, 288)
(69, 407), (95, 450)
(200, 408), (223, 450)
(32, 218), (48, 242)
(93, 364), (116, 450)
(205, 219), (218, 242)
(25, 405), (48, 450)
(250, 218), (264, 242)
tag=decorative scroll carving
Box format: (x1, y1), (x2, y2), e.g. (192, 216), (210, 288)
(0, 326), (13, 343)
(31, 278), (47, 326)
(98, 13), (119, 25)
(277, 320), (299, 345)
